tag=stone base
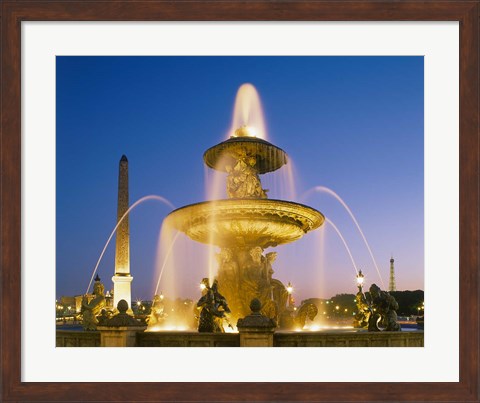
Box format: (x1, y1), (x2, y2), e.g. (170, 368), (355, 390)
(57, 328), (424, 348)
(239, 330), (274, 347)
(97, 326), (146, 347)
(274, 330), (424, 347)
(112, 274), (133, 313)
(237, 299), (276, 347)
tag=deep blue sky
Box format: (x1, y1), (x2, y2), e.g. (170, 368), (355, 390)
(56, 56), (424, 302)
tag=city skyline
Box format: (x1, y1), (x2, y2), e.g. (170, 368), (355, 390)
(56, 56), (424, 303)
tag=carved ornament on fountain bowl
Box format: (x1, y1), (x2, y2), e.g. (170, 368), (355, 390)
(164, 198), (324, 248)
(203, 136), (288, 174)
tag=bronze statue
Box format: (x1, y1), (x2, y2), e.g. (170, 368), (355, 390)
(367, 284), (401, 332)
(81, 274), (106, 330)
(225, 154), (268, 199)
(147, 294), (167, 327)
(294, 303), (318, 329)
(353, 291), (372, 329)
(276, 300), (318, 330)
(196, 279), (231, 332)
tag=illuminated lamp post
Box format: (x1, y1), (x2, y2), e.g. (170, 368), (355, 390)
(356, 270), (365, 293)
(105, 290), (113, 310)
(199, 278), (209, 295)
(286, 282), (294, 308)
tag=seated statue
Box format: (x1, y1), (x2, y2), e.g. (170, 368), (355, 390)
(368, 284), (401, 332)
(211, 280), (232, 331)
(215, 249), (239, 314)
(196, 280), (231, 332)
(226, 156), (268, 199)
(271, 279), (289, 327)
(147, 294), (167, 327)
(294, 303), (318, 329)
(353, 291), (371, 328)
(81, 275), (106, 330)
(276, 301), (318, 330)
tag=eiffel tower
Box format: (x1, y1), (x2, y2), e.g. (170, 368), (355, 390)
(389, 257), (396, 292)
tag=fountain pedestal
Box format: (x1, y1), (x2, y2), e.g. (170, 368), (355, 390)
(165, 131), (324, 327)
(215, 246), (278, 325)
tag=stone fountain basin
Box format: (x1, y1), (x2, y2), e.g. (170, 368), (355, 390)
(164, 198), (324, 248)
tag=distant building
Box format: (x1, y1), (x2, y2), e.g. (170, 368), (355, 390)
(59, 296), (76, 311)
(74, 294), (95, 313)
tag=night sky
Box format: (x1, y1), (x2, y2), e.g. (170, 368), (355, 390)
(56, 56), (424, 302)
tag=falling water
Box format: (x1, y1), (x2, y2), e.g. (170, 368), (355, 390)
(302, 186), (385, 289)
(324, 217), (358, 275)
(263, 157), (297, 201)
(204, 154), (232, 282)
(203, 165), (226, 201)
(85, 195), (175, 294)
(312, 224), (326, 302)
(228, 83), (268, 140)
(282, 159), (297, 201)
(153, 229), (181, 296)
(150, 224), (202, 331)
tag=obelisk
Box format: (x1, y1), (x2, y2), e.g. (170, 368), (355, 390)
(112, 155), (133, 311)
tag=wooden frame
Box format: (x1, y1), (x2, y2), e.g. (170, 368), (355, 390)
(1, 1), (478, 401)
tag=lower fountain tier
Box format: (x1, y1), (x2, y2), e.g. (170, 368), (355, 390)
(164, 198), (324, 248)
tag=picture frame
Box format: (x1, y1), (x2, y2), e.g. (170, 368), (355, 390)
(1, 1), (478, 402)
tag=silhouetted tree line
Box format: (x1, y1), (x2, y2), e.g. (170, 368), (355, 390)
(302, 290), (424, 317)
(389, 290), (424, 316)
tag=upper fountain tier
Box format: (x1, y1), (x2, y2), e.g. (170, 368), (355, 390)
(204, 127), (287, 174)
(165, 127), (324, 249)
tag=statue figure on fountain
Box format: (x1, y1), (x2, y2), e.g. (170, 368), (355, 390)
(81, 274), (106, 331)
(215, 246), (281, 325)
(226, 153), (268, 199)
(353, 290), (372, 329)
(294, 303), (318, 329)
(196, 279), (231, 332)
(206, 242), (321, 331)
(274, 292), (319, 330)
(264, 252), (276, 281)
(367, 283), (401, 332)
(243, 246), (277, 319)
(147, 293), (167, 327)
(258, 251), (277, 319)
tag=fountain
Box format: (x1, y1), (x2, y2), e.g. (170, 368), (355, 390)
(164, 120), (324, 325)
(57, 83), (422, 349)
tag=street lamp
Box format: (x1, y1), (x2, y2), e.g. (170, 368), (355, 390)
(200, 278), (209, 292)
(356, 270), (365, 293)
(105, 290), (113, 309)
(286, 282), (293, 294)
(286, 282), (294, 307)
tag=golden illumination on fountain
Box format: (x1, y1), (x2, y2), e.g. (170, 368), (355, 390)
(229, 83), (267, 140)
(168, 125), (324, 249)
(234, 125), (256, 138)
(164, 84), (325, 325)
(166, 199), (323, 249)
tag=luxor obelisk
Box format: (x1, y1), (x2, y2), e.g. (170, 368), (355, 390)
(112, 155), (133, 310)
